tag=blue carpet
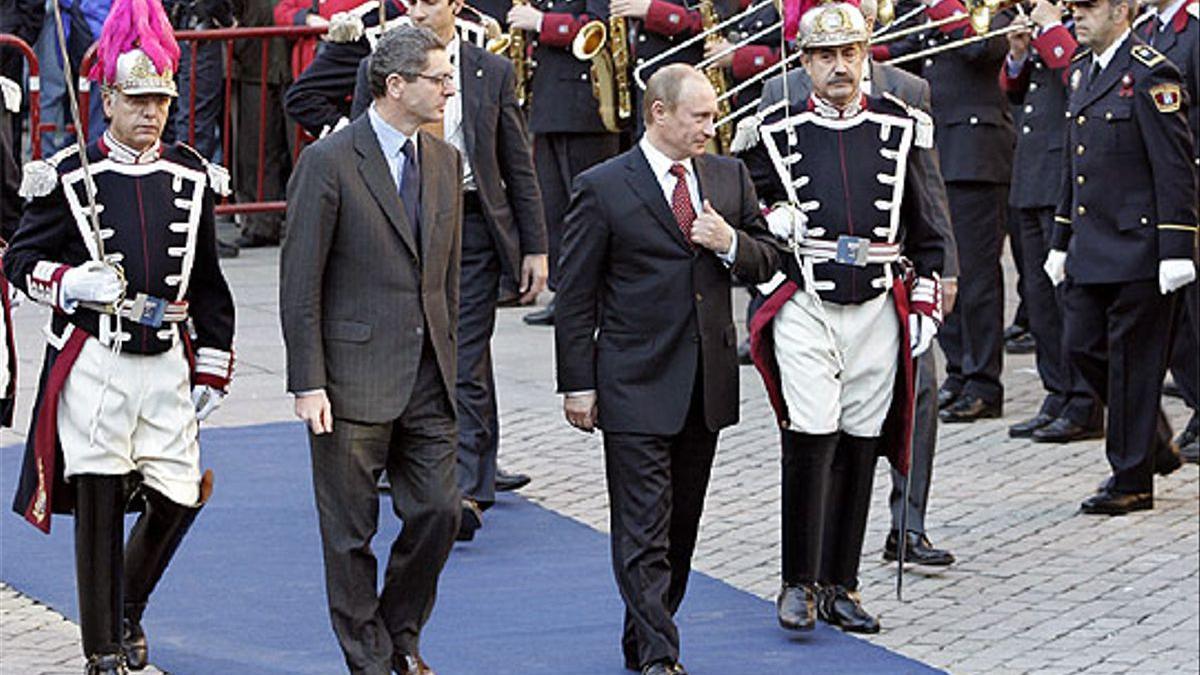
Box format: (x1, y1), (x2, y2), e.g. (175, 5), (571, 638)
(1, 422), (940, 674)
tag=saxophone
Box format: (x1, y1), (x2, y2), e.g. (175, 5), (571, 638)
(698, 0), (733, 153)
(607, 17), (633, 126)
(573, 16), (631, 132)
(485, 0), (530, 107)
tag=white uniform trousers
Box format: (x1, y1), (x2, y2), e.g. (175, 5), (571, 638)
(774, 291), (900, 436)
(57, 336), (201, 506)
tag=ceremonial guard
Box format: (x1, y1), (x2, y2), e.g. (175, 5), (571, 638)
(1045, 0), (1196, 514)
(506, 0), (620, 324)
(2, 0), (236, 671)
(747, 0), (948, 633)
(1, 73), (20, 428)
(1136, 0), (1199, 462)
(1000, 2), (1104, 443)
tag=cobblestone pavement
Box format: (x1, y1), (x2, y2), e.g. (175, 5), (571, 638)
(2, 247), (1197, 674)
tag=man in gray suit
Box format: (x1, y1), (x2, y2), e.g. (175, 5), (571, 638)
(281, 25), (462, 675)
(741, 0), (959, 569)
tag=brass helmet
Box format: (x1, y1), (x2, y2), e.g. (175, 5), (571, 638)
(798, 1), (869, 49)
(109, 48), (178, 97)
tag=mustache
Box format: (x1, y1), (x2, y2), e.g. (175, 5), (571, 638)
(827, 75), (854, 85)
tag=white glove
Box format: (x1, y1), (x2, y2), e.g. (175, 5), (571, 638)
(192, 385), (225, 422)
(60, 261), (123, 311)
(909, 313), (937, 357)
(765, 203), (807, 241)
(324, 12), (365, 43)
(1159, 259), (1197, 295)
(1043, 249), (1067, 287)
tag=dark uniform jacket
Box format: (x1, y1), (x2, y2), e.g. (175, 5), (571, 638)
(1135, 1), (1199, 163)
(554, 146), (779, 435)
(631, 0), (705, 86)
(350, 42), (548, 282)
(1002, 22), (1079, 209)
(527, 0), (611, 133)
(1052, 36), (1198, 284)
(883, 0), (1015, 183)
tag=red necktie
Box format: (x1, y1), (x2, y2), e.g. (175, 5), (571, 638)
(669, 163), (695, 247)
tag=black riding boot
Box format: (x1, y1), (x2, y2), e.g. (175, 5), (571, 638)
(122, 470), (212, 670)
(74, 474), (130, 674)
(818, 434), (881, 634)
(778, 431), (838, 631)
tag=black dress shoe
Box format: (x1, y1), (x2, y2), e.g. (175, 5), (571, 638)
(1005, 332), (1036, 354)
(456, 499), (483, 541)
(937, 386), (960, 410)
(939, 396), (1002, 423)
(495, 468), (531, 492)
(233, 232), (279, 248)
(1008, 412), (1057, 438)
(1162, 380), (1184, 399)
(87, 653), (128, 675)
(1032, 417), (1105, 443)
(1003, 323), (1029, 341)
(882, 530), (955, 567)
(1156, 441), (1182, 477)
(776, 582), (818, 631)
(1080, 490), (1152, 515)
(216, 239), (240, 259)
(1175, 416), (1198, 464)
(818, 585), (880, 634)
(737, 338), (753, 365)
(522, 301), (555, 326)
(122, 619), (148, 671)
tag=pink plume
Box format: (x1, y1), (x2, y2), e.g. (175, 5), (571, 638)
(784, 0), (862, 40)
(88, 0), (181, 84)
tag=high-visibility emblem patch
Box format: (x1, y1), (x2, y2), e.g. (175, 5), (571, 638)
(1150, 82), (1182, 113)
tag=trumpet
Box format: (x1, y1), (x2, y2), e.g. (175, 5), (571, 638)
(484, 0), (530, 106)
(881, 0), (1038, 66)
(572, 17), (633, 132)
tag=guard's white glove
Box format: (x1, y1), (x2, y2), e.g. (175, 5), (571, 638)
(909, 313), (937, 357)
(1158, 259), (1197, 295)
(765, 203), (807, 241)
(60, 261), (123, 311)
(319, 116), (351, 139)
(324, 12), (364, 43)
(192, 385), (225, 422)
(1043, 249), (1067, 287)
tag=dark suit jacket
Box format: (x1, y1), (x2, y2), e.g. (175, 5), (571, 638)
(281, 114), (464, 423)
(351, 43), (547, 277)
(1136, 5), (1200, 161)
(749, 62), (959, 278)
(554, 146), (779, 435)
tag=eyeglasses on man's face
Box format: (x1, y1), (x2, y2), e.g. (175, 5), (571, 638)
(402, 71), (456, 88)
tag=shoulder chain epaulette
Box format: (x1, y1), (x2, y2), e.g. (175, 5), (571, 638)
(176, 142), (232, 197)
(18, 145), (79, 198)
(881, 92), (934, 149)
(1071, 48), (1092, 63)
(1131, 43), (1166, 68)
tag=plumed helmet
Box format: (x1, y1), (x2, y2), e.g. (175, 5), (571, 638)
(88, 0), (180, 96)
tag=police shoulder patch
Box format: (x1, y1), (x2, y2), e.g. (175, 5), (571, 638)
(1131, 44), (1165, 68)
(1149, 82), (1183, 113)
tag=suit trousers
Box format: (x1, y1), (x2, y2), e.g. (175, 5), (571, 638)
(234, 79), (291, 241)
(456, 197), (502, 506)
(888, 350), (937, 534)
(308, 341), (460, 674)
(1017, 207), (1100, 425)
(1063, 280), (1175, 494)
(605, 378), (717, 669)
(534, 132), (621, 289)
(938, 182), (1007, 404)
(1168, 281), (1199, 410)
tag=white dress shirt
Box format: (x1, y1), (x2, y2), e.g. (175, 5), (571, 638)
(638, 136), (738, 263)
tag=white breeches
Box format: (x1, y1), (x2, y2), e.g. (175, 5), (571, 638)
(58, 337), (201, 506)
(773, 291), (900, 436)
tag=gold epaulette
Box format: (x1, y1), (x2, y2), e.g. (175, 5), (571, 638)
(1131, 44), (1166, 68)
(1071, 49), (1092, 63)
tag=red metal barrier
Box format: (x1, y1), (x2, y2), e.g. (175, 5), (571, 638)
(0, 34), (45, 160)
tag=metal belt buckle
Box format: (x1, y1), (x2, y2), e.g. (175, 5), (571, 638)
(129, 293), (167, 328)
(835, 235), (871, 267)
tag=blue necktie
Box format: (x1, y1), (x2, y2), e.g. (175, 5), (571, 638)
(399, 139), (421, 249)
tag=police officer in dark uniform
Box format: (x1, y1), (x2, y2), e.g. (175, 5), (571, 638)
(1136, 0), (1199, 462)
(1001, 2), (1104, 442)
(1046, 0), (1197, 514)
(507, 0), (621, 324)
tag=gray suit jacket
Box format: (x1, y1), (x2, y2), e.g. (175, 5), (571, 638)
(352, 43), (546, 278)
(281, 114), (464, 424)
(755, 62), (959, 278)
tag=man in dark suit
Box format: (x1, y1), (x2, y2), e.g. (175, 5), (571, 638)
(506, 0), (621, 324)
(1046, 0), (1196, 514)
(1136, 0), (1199, 462)
(1000, 4), (1104, 443)
(281, 26), (462, 675)
(350, 0), (548, 540)
(554, 64), (778, 675)
(883, 0), (1016, 423)
(742, 0), (959, 569)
